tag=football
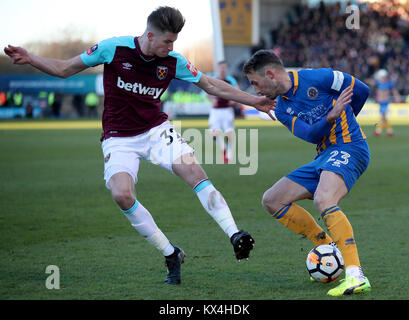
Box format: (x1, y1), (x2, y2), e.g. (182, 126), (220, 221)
(306, 244), (344, 283)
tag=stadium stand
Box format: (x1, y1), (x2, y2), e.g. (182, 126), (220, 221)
(241, 0), (409, 99)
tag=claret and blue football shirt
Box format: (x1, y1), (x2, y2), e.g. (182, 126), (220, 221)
(80, 36), (202, 140)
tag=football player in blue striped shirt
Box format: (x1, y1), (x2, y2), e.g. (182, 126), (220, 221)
(243, 50), (371, 296)
(374, 69), (400, 137)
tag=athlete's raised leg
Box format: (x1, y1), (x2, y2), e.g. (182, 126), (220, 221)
(262, 177), (312, 213)
(172, 152), (255, 260)
(262, 177), (334, 246)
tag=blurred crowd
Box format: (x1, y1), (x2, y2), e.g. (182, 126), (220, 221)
(0, 90), (100, 119)
(244, 0), (409, 98)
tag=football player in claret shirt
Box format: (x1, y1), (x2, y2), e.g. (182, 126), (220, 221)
(5, 7), (275, 285)
(243, 50), (372, 296)
(208, 61), (240, 164)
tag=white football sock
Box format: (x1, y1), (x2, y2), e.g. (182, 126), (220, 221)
(146, 229), (175, 256)
(215, 134), (225, 155)
(194, 180), (239, 238)
(121, 200), (174, 256)
(225, 131), (235, 162)
(226, 143), (235, 162)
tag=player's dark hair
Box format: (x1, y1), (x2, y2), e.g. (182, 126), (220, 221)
(243, 49), (285, 74)
(147, 6), (185, 34)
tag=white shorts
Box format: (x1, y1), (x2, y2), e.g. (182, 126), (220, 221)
(101, 121), (194, 189)
(209, 107), (235, 133)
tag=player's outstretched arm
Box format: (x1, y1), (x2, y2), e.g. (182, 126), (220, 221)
(4, 45), (88, 78)
(196, 74), (276, 120)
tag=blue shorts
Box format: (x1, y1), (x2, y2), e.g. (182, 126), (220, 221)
(286, 141), (370, 195)
(379, 101), (390, 115)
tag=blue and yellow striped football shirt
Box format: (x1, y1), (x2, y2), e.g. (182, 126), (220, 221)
(275, 68), (370, 155)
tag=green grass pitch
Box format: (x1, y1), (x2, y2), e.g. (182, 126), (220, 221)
(1, 123), (408, 300)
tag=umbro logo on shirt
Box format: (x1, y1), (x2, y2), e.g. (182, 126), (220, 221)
(122, 62), (132, 70)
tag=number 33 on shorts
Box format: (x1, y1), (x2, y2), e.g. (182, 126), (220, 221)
(160, 127), (185, 146)
(148, 122), (193, 169)
(326, 150), (351, 167)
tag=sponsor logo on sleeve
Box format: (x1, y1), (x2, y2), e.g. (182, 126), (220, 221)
(186, 61), (198, 77)
(87, 44), (98, 55)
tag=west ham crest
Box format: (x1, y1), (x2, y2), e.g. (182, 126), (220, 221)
(156, 66), (168, 80)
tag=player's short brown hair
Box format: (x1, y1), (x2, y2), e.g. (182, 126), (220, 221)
(243, 49), (285, 74)
(147, 6), (185, 34)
